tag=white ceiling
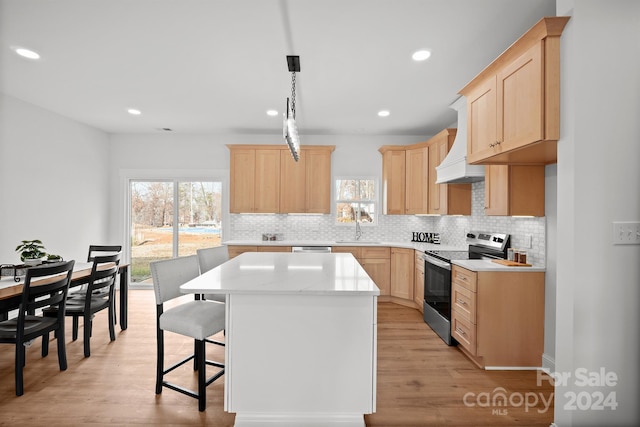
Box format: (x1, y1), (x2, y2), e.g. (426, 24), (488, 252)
(0, 0), (556, 137)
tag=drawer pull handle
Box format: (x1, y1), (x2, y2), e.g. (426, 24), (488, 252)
(455, 327), (466, 336)
(456, 298), (466, 306)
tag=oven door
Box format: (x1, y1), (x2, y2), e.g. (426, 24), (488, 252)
(423, 254), (452, 320)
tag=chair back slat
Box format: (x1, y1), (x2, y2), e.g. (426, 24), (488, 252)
(19, 260), (75, 329)
(87, 253), (121, 296)
(150, 255), (200, 304)
(196, 246), (229, 274)
(87, 245), (122, 262)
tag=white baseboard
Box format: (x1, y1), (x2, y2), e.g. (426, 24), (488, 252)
(541, 353), (555, 374)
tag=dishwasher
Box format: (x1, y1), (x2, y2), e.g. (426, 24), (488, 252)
(291, 246), (332, 253)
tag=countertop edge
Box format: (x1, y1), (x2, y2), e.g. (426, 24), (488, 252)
(452, 259), (546, 272)
(223, 240), (465, 252)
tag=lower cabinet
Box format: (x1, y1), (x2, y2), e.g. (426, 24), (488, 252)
(451, 265), (545, 368)
(332, 246), (391, 296)
(390, 247), (414, 302)
(413, 250), (425, 312)
(228, 245), (291, 258)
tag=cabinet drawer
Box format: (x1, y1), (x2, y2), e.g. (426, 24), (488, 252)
(452, 311), (476, 355)
(452, 282), (476, 324)
(361, 246), (390, 259)
(452, 265), (477, 292)
(257, 246), (291, 252)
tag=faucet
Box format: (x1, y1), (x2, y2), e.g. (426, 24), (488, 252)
(355, 220), (362, 241)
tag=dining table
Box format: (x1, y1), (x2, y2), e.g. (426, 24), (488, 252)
(0, 261), (130, 329)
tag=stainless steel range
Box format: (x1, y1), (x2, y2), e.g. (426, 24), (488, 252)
(422, 231), (510, 345)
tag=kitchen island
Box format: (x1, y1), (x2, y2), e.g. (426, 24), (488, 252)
(180, 252), (379, 427)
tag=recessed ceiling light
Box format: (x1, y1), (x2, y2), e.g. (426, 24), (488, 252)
(127, 108), (142, 115)
(12, 47), (41, 60)
(412, 50), (431, 61)
(266, 109), (278, 116)
(378, 110), (390, 117)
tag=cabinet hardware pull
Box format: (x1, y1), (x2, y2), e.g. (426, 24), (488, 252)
(489, 143), (495, 148)
(456, 327), (466, 336)
(456, 298), (466, 305)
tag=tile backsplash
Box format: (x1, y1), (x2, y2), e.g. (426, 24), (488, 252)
(229, 181), (546, 266)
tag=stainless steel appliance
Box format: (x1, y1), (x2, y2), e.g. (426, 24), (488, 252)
(423, 231), (510, 345)
(291, 246), (332, 253)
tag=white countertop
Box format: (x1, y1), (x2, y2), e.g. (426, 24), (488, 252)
(180, 252), (380, 296)
(452, 259), (546, 272)
(223, 239), (465, 252)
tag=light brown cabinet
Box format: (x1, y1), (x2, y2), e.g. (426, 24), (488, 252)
(228, 245), (292, 259)
(390, 247), (413, 301)
(414, 250), (424, 312)
(280, 147), (334, 213)
(379, 147), (406, 215)
(427, 129), (471, 215)
(460, 17), (569, 165)
(380, 129), (471, 216)
(332, 246), (391, 296)
(229, 148), (280, 213)
(228, 145), (334, 214)
(451, 265), (545, 368)
(405, 146), (429, 214)
(484, 165), (545, 216)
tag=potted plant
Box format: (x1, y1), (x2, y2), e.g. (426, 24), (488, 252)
(15, 239), (47, 266)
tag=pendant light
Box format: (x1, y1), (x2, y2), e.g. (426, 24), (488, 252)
(283, 55), (301, 161)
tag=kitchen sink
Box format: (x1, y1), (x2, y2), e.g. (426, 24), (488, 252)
(334, 240), (382, 245)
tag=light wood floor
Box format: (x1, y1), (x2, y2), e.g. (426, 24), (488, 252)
(0, 290), (554, 426)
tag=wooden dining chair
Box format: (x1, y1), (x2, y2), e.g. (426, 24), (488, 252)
(150, 255), (225, 411)
(44, 253), (121, 357)
(0, 260), (75, 396)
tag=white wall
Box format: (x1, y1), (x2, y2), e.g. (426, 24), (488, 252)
(554, 1), (640, 425)
(0, 94), (110, 263)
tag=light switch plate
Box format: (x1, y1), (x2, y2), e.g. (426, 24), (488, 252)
(612, 221), (640, 245)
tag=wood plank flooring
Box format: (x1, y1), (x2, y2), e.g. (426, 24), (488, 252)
(0, 290), (554, 426)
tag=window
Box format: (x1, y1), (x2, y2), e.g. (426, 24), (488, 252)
(335, 178), (377, 225)
(129, 180), (222, 283)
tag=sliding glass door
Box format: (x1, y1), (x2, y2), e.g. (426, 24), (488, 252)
(129, 180), (222, 283)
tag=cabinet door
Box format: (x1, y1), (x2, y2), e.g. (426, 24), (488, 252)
(254, 149), (281, 213)
(467, 76), (498, 164)
(361, 258), (391, 296)
(228, 245), (258, 259)
(484, 165), (509, 216)
(305, 149), (332, 213)
(230, 149), (256, 213)
(381, 149), (406, 215)
(484, 165), (545, 216)
(414, 251), (425, 309)
(390, 248), (414, 300)
(405, 147), (428, 214)
(497, 42), (544, 151)
(280, 150), (306, 213)
(427, 140), (446, 214)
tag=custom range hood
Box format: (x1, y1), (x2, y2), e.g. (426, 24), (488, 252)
(435, 96), (485, 184)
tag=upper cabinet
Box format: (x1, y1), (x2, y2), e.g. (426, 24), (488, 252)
(427, 129), (471, 215)
(229, 148), (280, 213)
(484, 165), (545, 216)
(228, 145), (334, 214)
(379, 147), (406, 215)
(460, 17), (570, 165)
(280, 147), (334, 213)
(379, 129), (471, 216)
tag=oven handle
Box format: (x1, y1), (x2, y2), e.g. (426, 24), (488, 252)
(423, 254), (451, 271)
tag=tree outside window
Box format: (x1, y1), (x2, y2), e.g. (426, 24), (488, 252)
(335, 178), (377, 225)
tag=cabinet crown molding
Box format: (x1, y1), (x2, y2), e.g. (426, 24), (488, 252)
(227, 144), (335, 152)
(460, 16), (569, 95)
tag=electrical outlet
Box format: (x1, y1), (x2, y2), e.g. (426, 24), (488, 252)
(525, 234), (533, 248)
(612, 221), (640, 245)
